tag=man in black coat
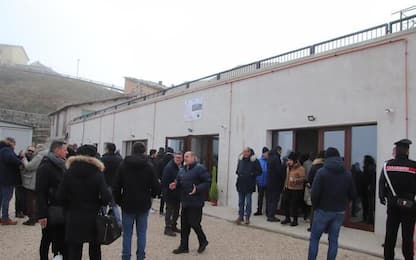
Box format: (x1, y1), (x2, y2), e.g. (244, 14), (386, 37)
(101, 142), (123, 225)
(235, 147), (262, 225)
(161, 151), (183, 236)
(57, 145), (112, 260)
(0, 137), (22, 225)
(113, 142), (161, 260)
(156, 147), (174, 215)
(266, 146), (284, 222)
(169, 151), (211, 255)
(36, 140), (68, 260)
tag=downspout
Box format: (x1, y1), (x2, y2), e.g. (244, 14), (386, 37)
(225, 83), (233, 206)
(112, 112), (116, 143)
(404, 39), (409, 138)
(81, 119), (85, 145)
(152, 102), (157, 148)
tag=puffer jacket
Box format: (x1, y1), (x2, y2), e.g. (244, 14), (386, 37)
(236, 154), (262, 193)
(284, 163), (306, 191)
(256, 156), (268, 187)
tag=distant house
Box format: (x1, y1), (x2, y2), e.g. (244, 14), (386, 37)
(124, 77), (165, 96)
(0, 44), (29, 65)
(49, 96), (133, 140)
(0, 120), (33, 152)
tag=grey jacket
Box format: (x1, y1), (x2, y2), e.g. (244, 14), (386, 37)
(21, 149), (48, 190)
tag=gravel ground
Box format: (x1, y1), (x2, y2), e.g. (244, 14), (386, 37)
(0, 208), (381, 260)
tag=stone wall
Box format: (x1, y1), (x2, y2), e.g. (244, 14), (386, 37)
(0, 108), (50, 144)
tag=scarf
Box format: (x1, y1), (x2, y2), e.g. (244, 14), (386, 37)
(46, 152), (66, 171)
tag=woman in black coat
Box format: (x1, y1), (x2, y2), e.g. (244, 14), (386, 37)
(57, 145), (112, 260)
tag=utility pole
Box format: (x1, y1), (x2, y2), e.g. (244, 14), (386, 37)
(76, 59), (80, 77)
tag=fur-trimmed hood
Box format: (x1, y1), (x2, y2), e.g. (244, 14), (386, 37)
(312, 158), (324, 165)
(66, 155), (105, 172)
(239, 154), (257, 162)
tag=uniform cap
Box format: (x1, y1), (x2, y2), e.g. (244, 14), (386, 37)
(394, 139), (412, 148)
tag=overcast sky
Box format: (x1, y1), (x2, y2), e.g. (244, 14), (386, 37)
(1, 0), (415, 88)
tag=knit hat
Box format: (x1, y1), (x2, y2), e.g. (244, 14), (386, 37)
(77, 145), (97, 157)
(262, 147), (270, 154)
(287, 152), (299, 161)
(325, 147), (340, 158)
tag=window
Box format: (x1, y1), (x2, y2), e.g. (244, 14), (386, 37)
(272, 130), (293, 157)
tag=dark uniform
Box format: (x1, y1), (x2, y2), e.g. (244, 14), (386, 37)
(379, 139), (416, 260)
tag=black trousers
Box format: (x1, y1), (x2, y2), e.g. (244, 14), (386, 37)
(180, 207), (207, 249)
(159, 195), (166, 214)
(24, 189), (36, 222)
(14, 185), (25, 214)
(266, 190), (280, 219)
(68, 242), (101, 260)
(283, 189), (303, 221)
(256, 185), (267, 213)
(384, 206), (416, 260)
(165, 202), (180, 229)
(40, 225), (67, 260)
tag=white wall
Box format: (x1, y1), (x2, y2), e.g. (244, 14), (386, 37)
(69, 31), (416, 237)
(0, 121), (33, 153)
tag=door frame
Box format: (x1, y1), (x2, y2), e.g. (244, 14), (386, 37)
(273, 123), (376, 232)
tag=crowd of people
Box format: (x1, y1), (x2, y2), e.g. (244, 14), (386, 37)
(0, 137), (210, 260)
(1, 135), (415, 260)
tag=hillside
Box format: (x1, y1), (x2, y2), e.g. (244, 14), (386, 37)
(0, 64), (124, 114)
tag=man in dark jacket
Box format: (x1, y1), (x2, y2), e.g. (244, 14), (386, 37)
(306, 150), (325, 231)
(235, 147), (262, 225)
(379, 139), (416, 260)
(113, 142), (161, 260)
(36, 140), (68, 260)
(156, 147), (174, 215)
(254, 147), (269, 216)
(101, 142), (123, 225)
(169, 151), (211, 255)
(161, 151), (183, 236)
(308, 147), (356, 260)
(266, 146), (284, 222)
(0, 137), (22, 225)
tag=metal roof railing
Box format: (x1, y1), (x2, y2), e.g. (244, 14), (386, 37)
(73, 14), (416, 123)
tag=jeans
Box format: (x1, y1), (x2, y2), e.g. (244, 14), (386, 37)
(165, 202), (180, 229)
(308, 209), (345, 260)
(384, 206), (416, 260)
(238, 192), (252, 219)
(122, 211), (149, 260)
(256, 185), (267, 213)
(266, 190), (280, 219)
(1, 185), (14, 219)
(180, 207), (207, 249)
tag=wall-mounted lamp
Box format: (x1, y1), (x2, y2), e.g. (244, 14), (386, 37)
(385, 108), (394, 113)
(187, 128), (193, 133)
(130, 134), (135, 138)
(220, 125), (227, 129)
(307, 115), (316, 122)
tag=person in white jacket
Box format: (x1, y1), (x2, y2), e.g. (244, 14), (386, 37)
(21, 144), (49, 225)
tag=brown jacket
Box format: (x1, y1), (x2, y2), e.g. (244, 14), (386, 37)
(285, 163), (306, 190)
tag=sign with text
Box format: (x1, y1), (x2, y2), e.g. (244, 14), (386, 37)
(184, 97), (203, 121)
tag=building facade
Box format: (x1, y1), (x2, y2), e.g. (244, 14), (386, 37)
(0, 44), (29, 65)
(67, 20), (416, 237)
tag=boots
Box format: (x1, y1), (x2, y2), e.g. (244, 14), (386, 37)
(164, 227), (176, 237)
(172, 226), (181, 233)
(1, 218), (18, 225)
(244, 217), (250, 225)
(290, 218), (298, 227)
(235, 217), (243, 225)
(281, 218), (291, 225)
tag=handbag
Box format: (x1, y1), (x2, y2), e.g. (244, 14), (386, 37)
(48, 205), (65, 226)
(96, 207), (122, 245)
(383, 163), (415, 210)
(304, 185), (312, 206)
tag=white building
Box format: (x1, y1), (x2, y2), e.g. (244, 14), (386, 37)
(67, 17), (416, 237)
(0, 120), (33, 153)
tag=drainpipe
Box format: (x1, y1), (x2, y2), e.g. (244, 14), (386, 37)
(152, 102), (157, 148)
(225, 83), (233, 206)
(404, 39), (409, 138)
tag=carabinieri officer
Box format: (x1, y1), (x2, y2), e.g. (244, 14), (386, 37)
(379, 139), (416, 260)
